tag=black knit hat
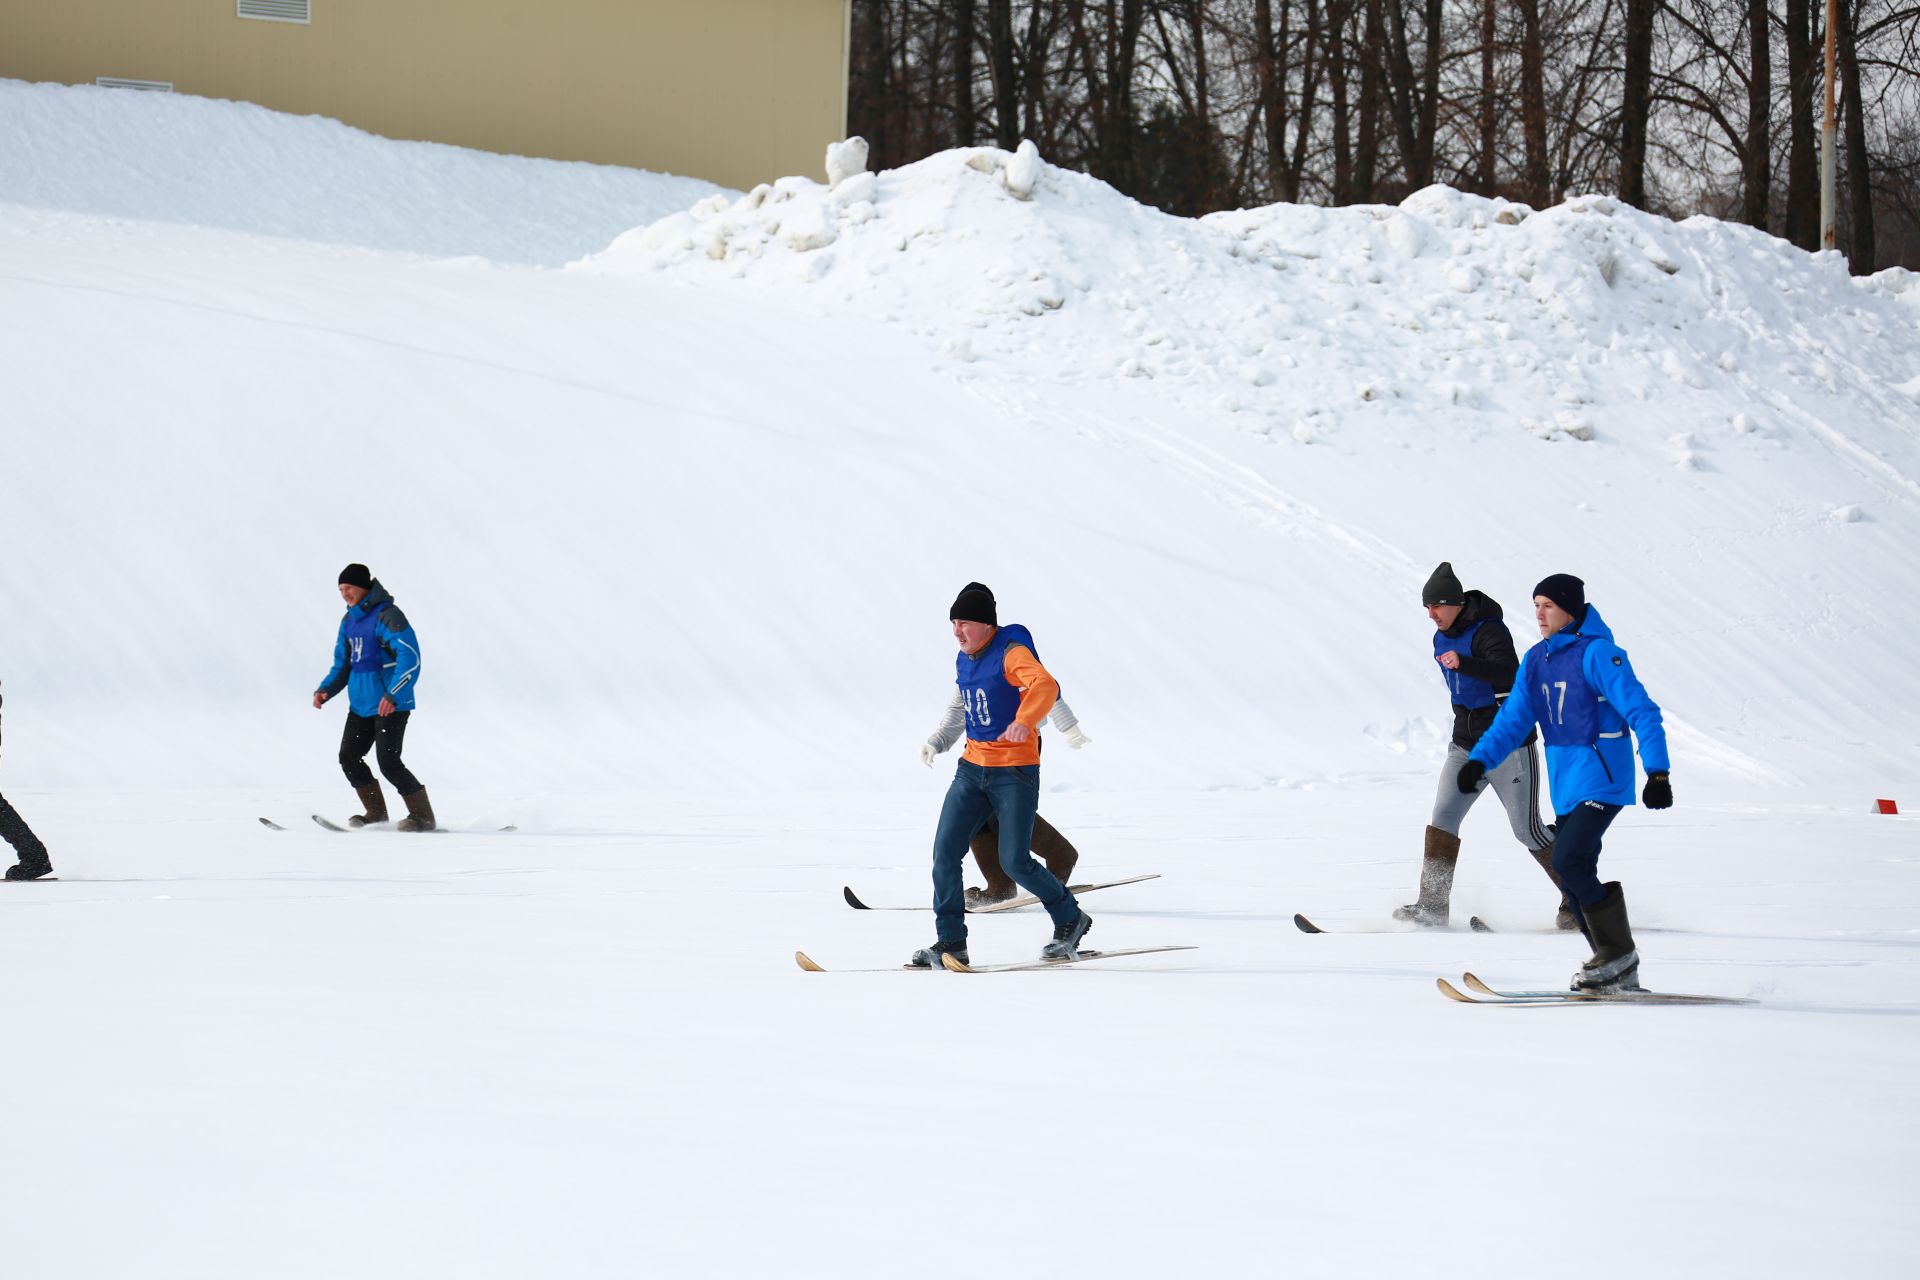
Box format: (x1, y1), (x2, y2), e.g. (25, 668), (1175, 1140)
(1422, 562), (1466, 607)
(338, 563), (373, 590)
(949, 581), (997, 626)
(1533, 573), (1586, 620)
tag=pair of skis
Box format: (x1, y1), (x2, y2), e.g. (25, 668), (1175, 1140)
(259, 817), (516, 833)
(1294, 912), (1524, 935)
(795, 945), (1197, 974)
(842, 873), (1158, 914)
(809, 873), (1194, 973)
(1438, 972), (1755, 1007)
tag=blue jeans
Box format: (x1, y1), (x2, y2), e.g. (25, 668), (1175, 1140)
(1551, 799), (1622, 927)
(932, 760), (1078, 943)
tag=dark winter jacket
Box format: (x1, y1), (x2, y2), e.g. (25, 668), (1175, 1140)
(1433, 590), (1533, 750)
(315, 580), (422, 717)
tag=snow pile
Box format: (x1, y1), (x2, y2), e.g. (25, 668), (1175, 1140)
(589, 142), (1919, 457)
(0, 79), (729, 264)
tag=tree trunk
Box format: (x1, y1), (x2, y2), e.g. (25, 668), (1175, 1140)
(1516, 0), (1550, 206)
(1837, 0), (1874, 270)
(1255, 0), (1285, 200)
(1355, 0), (1384, 201)
(953, 0), (978, 148)
(1743, 0), (1772, 229)
(1327, 1), (1354, 203)
(1785, 0), (1821, 249)
(986, 1), (1019, 150)
(1479, 0), (1497, 193)
(1619, 0), (1654, 207)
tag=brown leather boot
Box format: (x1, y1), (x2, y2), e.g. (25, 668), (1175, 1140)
(395, 787), (436, 833)
(1392, 826), (1460, 926)
(1529, 844), (1579, 930)
(347, 781), (388, 827)
(967, 828), (1017, 904)
(1031, 814), (1080, 885)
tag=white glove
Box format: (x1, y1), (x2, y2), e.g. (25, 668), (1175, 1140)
(1063, 726), (1091, 749)
(918, 742), (937, 767)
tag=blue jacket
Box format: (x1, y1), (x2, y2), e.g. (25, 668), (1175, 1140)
(1468, 604), (1668, 813)
(315, 581), (422, 716)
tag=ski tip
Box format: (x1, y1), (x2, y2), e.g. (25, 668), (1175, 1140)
(795, 951), (827, 972)
(1461, 972), (1499, 996)
(1468, 916), (1495, 933)
(1292, 913), (1324, 934)
(1436, 977), (1476, 1002)
(939, 952), (975, 973)
(842, 885), (870, 910)
(258, 817), (285, 831)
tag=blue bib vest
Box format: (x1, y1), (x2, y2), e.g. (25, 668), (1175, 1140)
(1433, 619), (1498, 710)
(1528, 634), (1609, 747)
(956, 624), (1039, 742)
(344, 601), (392, 676)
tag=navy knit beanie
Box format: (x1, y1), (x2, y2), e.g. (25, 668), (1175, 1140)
(1533, 573), (1586, 621)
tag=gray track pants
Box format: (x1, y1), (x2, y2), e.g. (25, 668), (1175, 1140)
(1431, 741), (1551, 851)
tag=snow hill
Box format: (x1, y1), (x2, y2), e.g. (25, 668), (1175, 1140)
(1, 82), (1918, 1279)
(4, 80), (1917, 797)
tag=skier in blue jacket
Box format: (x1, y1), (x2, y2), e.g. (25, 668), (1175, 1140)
(312, 564), (435, 832)
(1459, 574), (1670, 992)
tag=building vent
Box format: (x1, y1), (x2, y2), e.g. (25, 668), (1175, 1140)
(96, 77), (174, 92)
(237, 0), (311, 23)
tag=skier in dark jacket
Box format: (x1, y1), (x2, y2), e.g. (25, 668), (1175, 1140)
(0, 682), (54, 880)
(1398, 563), (1569, 928)
(1461, 574), (1671, 992)
(312, 564), (435, 832)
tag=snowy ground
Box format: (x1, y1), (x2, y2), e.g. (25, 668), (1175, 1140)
(2, 82), (1917, 1277)
(11, 785), (1917, 1277)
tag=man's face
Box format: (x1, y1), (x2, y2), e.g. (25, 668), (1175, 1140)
(952, 618), (994, 654)
(1535, 595), (1575, 637)
(339, 583), (368, 607)
(1426, 602), (1463, 630)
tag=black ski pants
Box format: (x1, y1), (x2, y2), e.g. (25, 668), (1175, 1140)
(338, 711), (423, 796)
(0, 791), (49, 865)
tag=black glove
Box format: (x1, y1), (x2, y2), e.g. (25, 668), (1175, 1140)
(1456, 759), (1486, 794)
(1643, 771), (1672, 810)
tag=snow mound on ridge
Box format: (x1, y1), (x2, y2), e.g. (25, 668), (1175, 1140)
(583, 141), (1920, 453)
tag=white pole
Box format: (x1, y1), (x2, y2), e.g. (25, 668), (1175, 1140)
(1821, 0), (1838, 251)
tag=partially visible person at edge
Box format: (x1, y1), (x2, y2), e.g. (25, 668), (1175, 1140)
(910, 582), (1092, 968)
(312, 564), (436, 833)
(0, 681), (55, 881)
(1398, 561), (1571, 930)
(922, 677), (1092, 907)
(1460, 574), (1671, 992)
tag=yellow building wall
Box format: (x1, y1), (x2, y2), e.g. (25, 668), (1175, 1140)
(0, 0), (850, 189)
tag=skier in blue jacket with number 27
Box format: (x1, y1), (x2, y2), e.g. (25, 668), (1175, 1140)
(1459, 574), (1670, 993)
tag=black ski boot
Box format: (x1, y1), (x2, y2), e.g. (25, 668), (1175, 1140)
(1041, 909), (1093, 960)
(0, 795), (53, 880)
(1571, 882), (1643, 992)
(1393, 826), (1459, 926)
(908, 940), (969, 969)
